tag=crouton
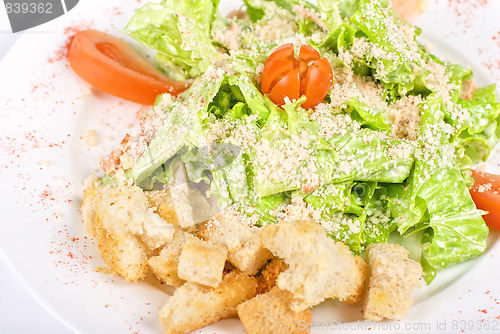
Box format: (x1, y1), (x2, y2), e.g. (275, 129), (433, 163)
(363, 243), (423, 321)
(229, 238), (273, 275)
(81, 184), (178, 281)
(148, 231), (189, 287)
(81, 185), (149, 281)
(256, 258), (288, 295)
(237, 286), (312, 334)
(145, 190), (180, 227)
(93, 223), (150, 281)
(260, 220), (367, 311)
(198, 207), (272, 275)
(177, 236), (228, 287)
(82, 184), (175, 250)
(81, 184), (100, 237)
(159, 271), (257, 334)
(342, 256), (370, 305)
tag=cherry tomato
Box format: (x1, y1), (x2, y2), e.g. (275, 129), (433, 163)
(261, 43), (333, 109)
(68, 29), (187, 105)
(470, 169), (500, 230)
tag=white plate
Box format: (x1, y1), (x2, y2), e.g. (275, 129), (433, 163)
(1, 0), (500, 333)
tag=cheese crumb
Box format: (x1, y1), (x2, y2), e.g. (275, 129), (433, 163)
(83, 129), (99, 147)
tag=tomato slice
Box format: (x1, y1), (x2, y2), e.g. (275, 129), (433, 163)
(266, 43), (294, 63)
(303, 66), (333, 109)
(269, 68), (300, 106)
(298, 45), (321, 61)
(261, 60), (294, 94)
(470, 169), (500, 230)
(314, 57), (334, 80)
(68, 29), (187, 105)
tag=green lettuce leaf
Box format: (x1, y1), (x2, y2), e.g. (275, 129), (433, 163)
(389, 94), (488, 283)
(345, 97), (392, 132)
(125, 1), (221, 78)
(325, 129), (415, 184)
(317, 0), (343, 32)
(472, 83), (497, 103)
(242, 0), (265, 22)
(128, 76), (226, 185)
(363, 186), (398, 245)
(252, 192), (291, 226)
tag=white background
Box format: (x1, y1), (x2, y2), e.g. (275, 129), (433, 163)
(0, 1), (70, 332)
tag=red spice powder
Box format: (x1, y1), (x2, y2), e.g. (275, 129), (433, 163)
(48, 21), (94, 64)
(447, 0), (490, 13)
(0, 132), (66, 161)
(40, 189), (54, 201)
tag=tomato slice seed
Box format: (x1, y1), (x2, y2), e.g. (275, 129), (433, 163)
(300, 64), (311, 96)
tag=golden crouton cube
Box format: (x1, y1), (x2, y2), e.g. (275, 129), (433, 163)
(227, 238), (273, 275)
(342, 256), (370, 305)
(93, 224), (150, 282)
(364, 243), (423, 321)
(198, 207), (272, 275)
(148, 231), (189, 288)
(177, 237), (228, 287)
(256, 258), (288, 295)
(81, 185), (151, 281)
(159, 271), (257, 334)
(260, 220), (367, 311)
(237, 286), (312, 334)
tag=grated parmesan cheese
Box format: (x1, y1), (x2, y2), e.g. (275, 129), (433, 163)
(387, 95), (423, 141)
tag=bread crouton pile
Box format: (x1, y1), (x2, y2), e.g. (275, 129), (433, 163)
(81, 181), (423, 334)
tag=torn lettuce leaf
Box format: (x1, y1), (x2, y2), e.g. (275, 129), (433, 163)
(387, 94), (489, 283)
(317, 0), (343, 32)
(451, 87), (500, 165)
(127, 75), (226, 185)
(472, 83), (497, 103)
(363, 186), (398, 245)
(125, 0), (222, 78)
(345, 97), (392, 132)
(325, 129), (414, 184)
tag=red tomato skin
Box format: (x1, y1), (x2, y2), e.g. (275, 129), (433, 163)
(261, 60), (294, 94)
(298, 45), (321, 61)
(68, 29), (187, 105)
(266, 43), (294, 63)
(314, 58), (334, 80)
(269, 68), (300, 106)
(470, 169), (500, 230)
(303, 66), (333, 109)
